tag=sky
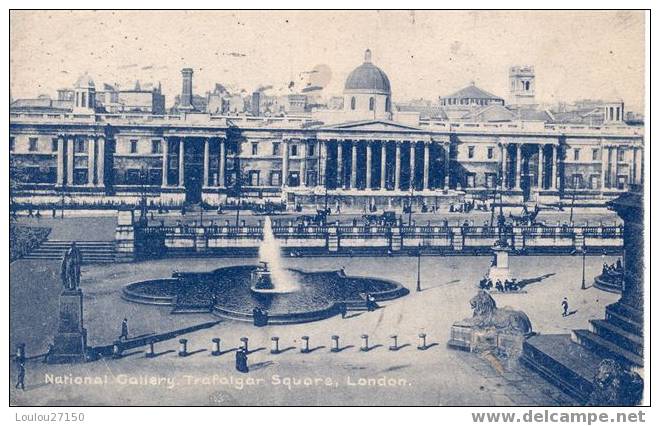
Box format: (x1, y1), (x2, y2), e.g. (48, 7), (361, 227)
(10, 10), (646, 112)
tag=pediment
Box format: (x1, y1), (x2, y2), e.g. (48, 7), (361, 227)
(319, 119), (423, 132)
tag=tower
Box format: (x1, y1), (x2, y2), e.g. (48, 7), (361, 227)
(179, 68), (194, 111)
(508, 65), (536, 107)
(73, 74), (96, 113)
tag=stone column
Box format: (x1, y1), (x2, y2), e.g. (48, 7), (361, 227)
(366, 141), (372, 189)
(423, 141), (430, 190)
(97, 136), (105, 188)
(380, 141), (387, 189)
(319, 140), (327, 187)
(551, 145), (558, 190)
(600, 145), (608, 191)
(612, 145), (619, 189)
(87, 137), (95, 185)
(350, 140), (357, 189)
(67, 136), (75, 185)
(282, 139), (289, 187)
(162, 138), (169, 187)
(337, 141), (343, 189)
(443, 142), (450, 190)
(56, 135), (65, 186)
(631, 146), (637, 185)
(409, 142), (417, 190)
(203, 138), (210, 187)
(514, 144), (522, 189)
(501, 143), (508, 190)
(537, 144), (543, 189)
(300, 141), (307, 187)
(218, 139), (226, 188)
(395, 141), (402, 190)
(178, 138), (185, 187)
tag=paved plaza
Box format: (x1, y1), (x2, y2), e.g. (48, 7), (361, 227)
(10, 253), (619, 406)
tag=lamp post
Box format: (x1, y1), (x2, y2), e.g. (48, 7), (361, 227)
(581, 240), (587, 290)
(416, 243), (422, 292)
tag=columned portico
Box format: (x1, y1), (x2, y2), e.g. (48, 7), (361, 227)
(336, 141), (343, 189)
(423, 141), (430, 190)
(501, 143), (508, 190)
(300, 141), (307, 187)
(218, 138), (226, 188)
(409, 141), (416, 190)
(551, 145), (558, 190)
(97, 136), (105, 188)
(537, 144), (543, 189)
(514, 144), (522, 190)
(87, 136), (95, 186)
(203, 138), (210, 187)
(282, 139), (290, 187)
(443, 142), (450, 191)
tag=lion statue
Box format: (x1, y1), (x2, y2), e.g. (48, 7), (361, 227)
(466, 290), (532, 335)
(587, 359), (643, 406)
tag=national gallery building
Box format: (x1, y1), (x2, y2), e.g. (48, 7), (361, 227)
(10, 50), (644, 209)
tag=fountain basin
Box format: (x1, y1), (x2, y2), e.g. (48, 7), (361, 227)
(122, 265), (409, 325)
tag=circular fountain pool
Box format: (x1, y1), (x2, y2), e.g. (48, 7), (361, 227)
(122, 265), (409, 325)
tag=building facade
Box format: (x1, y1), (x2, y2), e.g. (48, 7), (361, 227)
(9, 51), (644, 209)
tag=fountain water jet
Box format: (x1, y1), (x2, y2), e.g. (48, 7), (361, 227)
(253, 216), (299, 293)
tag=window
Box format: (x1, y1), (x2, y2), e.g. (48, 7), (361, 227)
(350, 97), (356, 110)
(270, 171), (282, 186)
(572, 174), (583, 189)
(151, 140), (161, 154)
(573, 148), (580, 161)
(385, 97), (391, 112)
(272, 142), (280, 156)
(51, 138), (58, 152)
(10, 137), (15, 152)
(74, 139), (86, 153)
(592, 148), (599, 161)
(251, 143), (258, 156)
(487, 147), (494, 159)
(290, 144), (298, 157)
(468, 146), (475, 159)
(617, 149), (624, 162)
(81, 92), (86, 108)
(28, 138), (38, 152)
(308, 143), (315, 157)
(130, 139), (138, 154)
(369, 97), (375, 111)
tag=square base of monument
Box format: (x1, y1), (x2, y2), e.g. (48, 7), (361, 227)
(488, 266), (510, 282)
(49, 330), (88, 364)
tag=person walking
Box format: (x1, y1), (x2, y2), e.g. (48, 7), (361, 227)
(562, 298), (569, 317)
(15, 357), (26, 391)
(119, 318), (129, 341)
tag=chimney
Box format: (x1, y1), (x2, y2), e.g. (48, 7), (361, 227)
(180, 68), (194, 110)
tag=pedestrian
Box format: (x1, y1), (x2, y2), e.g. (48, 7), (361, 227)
(16, 357), (26, 391)
(119, 318), (129, 341)
(235, 348), (249, 373)
(339, 302), (347, 319)
(562, 297), (569, 317)
(43, 344), (54, 364)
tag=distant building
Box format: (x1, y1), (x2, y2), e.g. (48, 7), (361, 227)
(508, 65), (536, 107)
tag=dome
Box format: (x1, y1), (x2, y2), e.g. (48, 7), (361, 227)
(344, 49), (391, 94)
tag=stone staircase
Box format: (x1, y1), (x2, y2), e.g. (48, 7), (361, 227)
(521, 301), (643, 403)
(23, 240), (116, 264)
(571, 301), (644, 368)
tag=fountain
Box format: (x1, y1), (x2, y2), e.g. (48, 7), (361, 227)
(252, 217), (299, 293)
(122, 218), (409, 325)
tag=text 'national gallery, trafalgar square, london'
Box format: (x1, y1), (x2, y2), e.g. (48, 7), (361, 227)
(9, 49), (644, 209)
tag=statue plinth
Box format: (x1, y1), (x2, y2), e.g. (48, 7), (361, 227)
(488, 243), (511, 282)
(49, 289), (87, 363)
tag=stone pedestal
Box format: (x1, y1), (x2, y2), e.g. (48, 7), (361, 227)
(49, 289), (87, 363)
(488, 244), (511, 282)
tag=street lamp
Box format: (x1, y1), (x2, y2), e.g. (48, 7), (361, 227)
(581, 241), (587, 290)
(416, 243), (422, 292)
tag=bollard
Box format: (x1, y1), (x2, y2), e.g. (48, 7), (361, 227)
(417, 333), (427, 350)
(179, 339), (188, 357)
(389, 335), (398, 351)
(360, 334), (369, 352)
(271, 337), (280, 354)
(145, 339), (156, 358)
(112, 341), (123, 359)
(211, 338), (221, 356)
(330, 335), (340, 353)
(240, 337), (249, 352)
(301, 336), (310, 353)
